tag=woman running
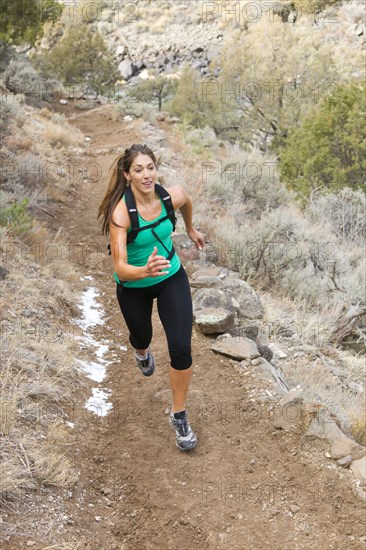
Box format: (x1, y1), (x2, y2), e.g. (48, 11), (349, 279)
(98, 143), (205, 451)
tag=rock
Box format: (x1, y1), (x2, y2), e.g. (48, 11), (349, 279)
(256, 343), (273, 362)
(337, 455), (352, 468)
(302, 408), (346, 451)
(273, 388), (304, 432)
(115, 44), (127, 57)
(268, 343), (288, 359)
(330, 438), (366, 461)
(229, 325), (259, 341)
(193, 288), (235, 313)
(118, 59), (135, 80)
(191, 267), (222, 278)
(0, 266), (9, 281)
(254, 359), (289, 395)
(221, 276), (264, 319)
(350, 457), (366, 484)
(184, 260), (217, 277)
(190, 275), (222, 288)
(195, 307), (235, 334)
(211, 333), (260, 361)
(289, 504), (300, 514)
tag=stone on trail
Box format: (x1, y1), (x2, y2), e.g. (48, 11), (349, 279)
(193, 288), (235, 313)
(330, 437), (366, 461)
(350, 456), (366, 485)
(273, 388), (304, 432)
(303, 408), (346, 450)
(337, 455), (352, 468)
(211, 333), (260, 361)
(195, 307), (235, 334)
(221, 276), (264, 319)
(190, 275), (222, 289)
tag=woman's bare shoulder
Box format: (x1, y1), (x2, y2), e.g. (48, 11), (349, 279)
(165, 185), (187, 209)
(111, 196), (130, 229)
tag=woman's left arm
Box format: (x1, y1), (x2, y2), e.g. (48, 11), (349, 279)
(170, 185), (205, 250)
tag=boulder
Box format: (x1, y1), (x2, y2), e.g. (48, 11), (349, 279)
(195, 308), (235, 334)
(221, 276), (264, 319)
(330, 438), (366, 461)
(193, 288), (235, 313)
(337, 455), (352, 468)
(118, 59), (135, 80)
(229, 325), (259, 341)
(211, 333), (260, 361)
(248, 358), (289, 395)
(302, 408), (346, 451)
(350, 456), (366, 485)
(273, 388), (304, 432)
(190, 275), (222, 289)
(256, 343), (273, 362)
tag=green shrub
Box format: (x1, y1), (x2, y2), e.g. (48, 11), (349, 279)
(44, 24), (119, 95)
(278, 80), (366, 200)
(0, 198), (33, 235)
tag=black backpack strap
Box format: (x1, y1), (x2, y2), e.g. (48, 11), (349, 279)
(107, 184), (177, 256)
(154, 184), (177, 232)
(124, 186), (139, 244)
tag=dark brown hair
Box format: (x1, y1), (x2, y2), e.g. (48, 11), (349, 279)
(97, 143), (157, 237)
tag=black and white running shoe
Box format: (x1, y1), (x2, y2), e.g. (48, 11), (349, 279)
(134, 348), (155, 377)
(169, 409), (197, 451)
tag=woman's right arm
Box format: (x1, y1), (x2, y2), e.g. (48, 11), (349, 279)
(109, 201), (171, 281)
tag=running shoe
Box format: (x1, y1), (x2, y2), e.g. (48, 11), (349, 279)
(134, 348), (155, 377)
(169, 409), (197, 451)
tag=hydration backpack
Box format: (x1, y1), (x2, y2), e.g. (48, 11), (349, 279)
(107, 183), (177, 261)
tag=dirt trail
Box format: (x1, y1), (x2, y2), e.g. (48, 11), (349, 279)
(10, 104), (365, 549)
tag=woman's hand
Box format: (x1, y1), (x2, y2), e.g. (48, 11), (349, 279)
(187, 227), (205, 250)
(144, 246), (171, 277)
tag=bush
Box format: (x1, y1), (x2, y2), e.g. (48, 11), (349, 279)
(44, 23), (119, 95)
(307, 187), (366, 246)
(2, 58), (60, 103)
(167, 65), (227, 132)
(0, 100), (15, 132)
(0, 197), (33, 235)
(0, 0), (63, 45)
(278, 80), (366, 200)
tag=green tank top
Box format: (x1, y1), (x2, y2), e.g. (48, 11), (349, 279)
(113, 194), (181, 287)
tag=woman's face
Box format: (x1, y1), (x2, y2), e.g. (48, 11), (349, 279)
(124, 153), (157, 193)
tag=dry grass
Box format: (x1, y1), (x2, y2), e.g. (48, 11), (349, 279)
(42, 124), (76, 148)
(350, 413), (366, 447)
(0, 224), (85, 506)
(5, 134), (33, 151)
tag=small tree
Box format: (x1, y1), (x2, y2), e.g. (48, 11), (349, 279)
(278, 80), (366, 199)
(0, 0), (62, 45)
(45, 24), (119, 95)
(133, 72), (178, 111)
(167, 64), (231, 134)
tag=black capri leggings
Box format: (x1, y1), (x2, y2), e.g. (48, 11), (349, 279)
(116, 265), (193, 370)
